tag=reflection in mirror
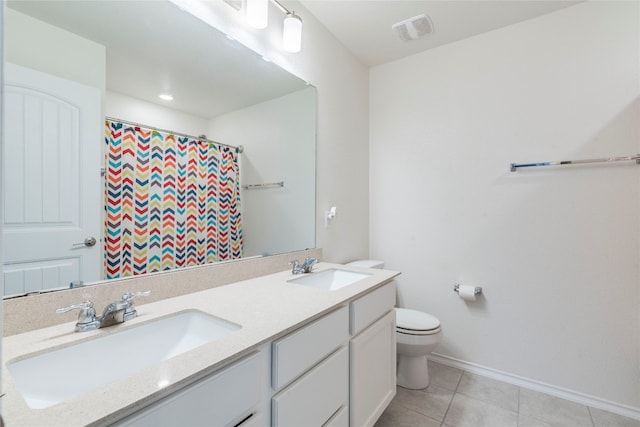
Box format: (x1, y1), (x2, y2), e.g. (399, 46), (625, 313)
(2, 0), (316, 297)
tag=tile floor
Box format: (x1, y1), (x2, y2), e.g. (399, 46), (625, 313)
(374, 361), (640, 427)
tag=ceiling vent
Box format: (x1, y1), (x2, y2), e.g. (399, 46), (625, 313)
(392, 14), (433, 42)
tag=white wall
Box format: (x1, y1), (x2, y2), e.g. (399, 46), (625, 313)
(169, 0), (370, 263)
(208, 88), (316, 257)
(105, 91), (208, 137)
(5, 8), (105, 92)
(370, 1), (639, 411)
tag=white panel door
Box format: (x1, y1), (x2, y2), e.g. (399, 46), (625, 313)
(3, 63), (102, 296)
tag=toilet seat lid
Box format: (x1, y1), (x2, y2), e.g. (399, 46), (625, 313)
(395, 308), (440, 331)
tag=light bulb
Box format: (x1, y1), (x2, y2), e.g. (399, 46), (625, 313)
(246, 0), (268, 29)
(283, 12), (302, 53)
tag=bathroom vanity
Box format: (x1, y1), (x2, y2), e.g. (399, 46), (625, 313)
(2, 263), (399, 426)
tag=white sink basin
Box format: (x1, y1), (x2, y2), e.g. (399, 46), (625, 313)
(7, 310), (240, 409)
(288, 268), (371, 291)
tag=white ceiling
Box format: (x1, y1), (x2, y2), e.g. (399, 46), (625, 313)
(8, 0), (582, 117)
(299, 0), (581, 66)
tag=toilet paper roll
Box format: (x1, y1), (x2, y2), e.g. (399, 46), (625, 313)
(458, 285), (477, 301)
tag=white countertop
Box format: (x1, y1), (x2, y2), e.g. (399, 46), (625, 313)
(2, 263), (400, 426)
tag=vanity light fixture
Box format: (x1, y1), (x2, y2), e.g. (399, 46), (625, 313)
(245, 0), (303, 53)
(283, 12), (302, 53)
(158, 94), (174, 101)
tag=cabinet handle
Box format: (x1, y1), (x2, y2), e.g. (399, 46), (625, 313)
(232, 412), (256, 427)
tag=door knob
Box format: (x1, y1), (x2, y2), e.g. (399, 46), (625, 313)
(72, 237), (97, 248)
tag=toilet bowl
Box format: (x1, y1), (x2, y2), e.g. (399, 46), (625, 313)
(395, 308), (442, 389)
(345, 260), (442, 390)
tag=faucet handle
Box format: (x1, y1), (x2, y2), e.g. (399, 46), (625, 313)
(289, 259), (305, 274)
(56, 301), (96, 325)
(122, 290), (151, 302)
(56, 301), (92, 313)
(122, 291), (151, 321)
(303, 257), (318, 273)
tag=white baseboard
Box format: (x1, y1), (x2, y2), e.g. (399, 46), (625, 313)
(428, 353), (640, 421)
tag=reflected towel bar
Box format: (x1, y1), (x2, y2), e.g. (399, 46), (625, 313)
(510, 154), (640, 172)
(242, 181), (284, 190)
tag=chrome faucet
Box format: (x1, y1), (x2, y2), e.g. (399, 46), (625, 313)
(289, 257), (318, 274)
(56, 291), (151, 332)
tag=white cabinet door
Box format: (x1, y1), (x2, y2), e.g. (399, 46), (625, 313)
(350, 310), (396, 427)
(3, 63), (102, 295)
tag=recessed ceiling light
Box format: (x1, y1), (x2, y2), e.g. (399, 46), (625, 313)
(158, 94), (174, 101)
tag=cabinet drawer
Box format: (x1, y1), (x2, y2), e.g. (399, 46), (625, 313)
(350, 281), (396, 335)
(117, 348), (269, 427)
(272, 306), (348, 389)
(272, 346), (348, 427)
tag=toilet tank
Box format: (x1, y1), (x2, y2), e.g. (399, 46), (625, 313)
(345, 259), (384, 269)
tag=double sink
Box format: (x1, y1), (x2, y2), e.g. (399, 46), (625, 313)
(7, 267), (371, 410)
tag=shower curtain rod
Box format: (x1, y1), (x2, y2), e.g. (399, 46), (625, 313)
(105, 116), (244, 153)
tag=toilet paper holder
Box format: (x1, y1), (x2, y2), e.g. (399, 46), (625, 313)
(453, 283), (483, 296)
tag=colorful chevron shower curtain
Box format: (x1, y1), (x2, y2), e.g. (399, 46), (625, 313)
(104, 120), (243, 279)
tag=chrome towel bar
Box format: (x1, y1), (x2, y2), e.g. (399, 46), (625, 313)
(510, 154), (640, 172)
(242, 181), (284, 190)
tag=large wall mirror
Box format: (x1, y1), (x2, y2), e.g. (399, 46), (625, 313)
(2, 0), (316, 298)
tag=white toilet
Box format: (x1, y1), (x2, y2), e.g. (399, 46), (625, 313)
(346, 259), (443, 390)
(395, 307), (441, 389)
